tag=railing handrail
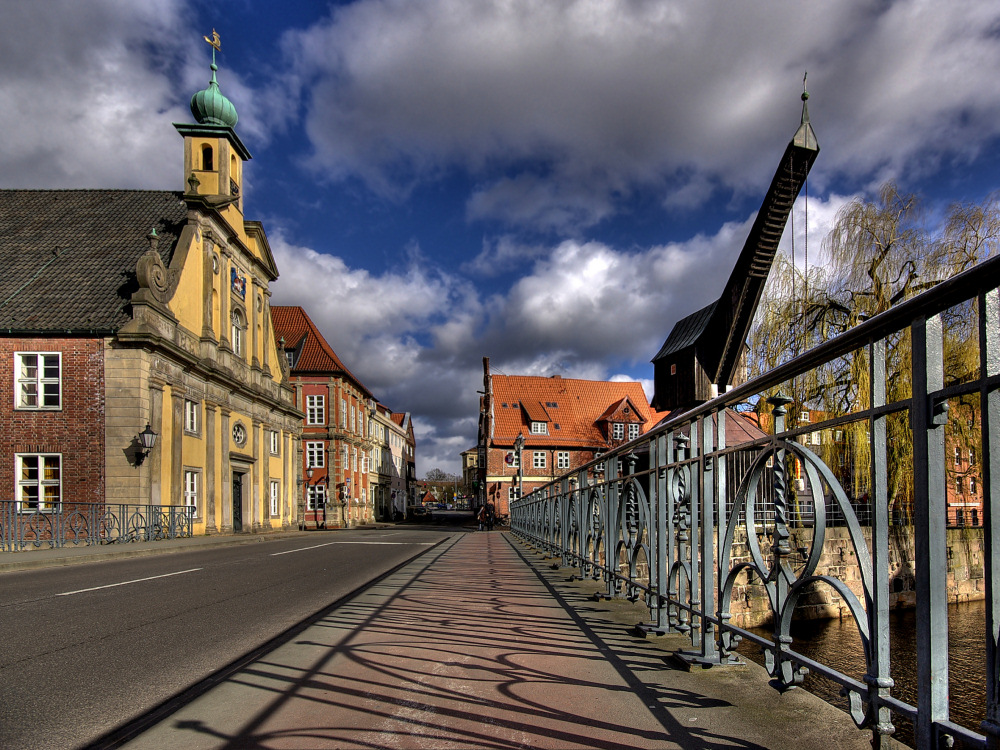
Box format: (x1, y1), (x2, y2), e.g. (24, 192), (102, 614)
(510, 254), (1000, 750)
(1, 501), (196, 552)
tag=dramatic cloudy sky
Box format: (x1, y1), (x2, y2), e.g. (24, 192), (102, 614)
(4, 0), (1000, 475)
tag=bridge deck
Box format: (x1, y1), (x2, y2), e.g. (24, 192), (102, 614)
(114, 530), (870, 750)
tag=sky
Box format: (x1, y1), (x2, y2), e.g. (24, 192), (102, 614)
(3, 0), (1000, 476)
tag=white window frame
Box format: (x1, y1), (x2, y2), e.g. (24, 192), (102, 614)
(231, 310), (244, 357)
(306, 441), (325, 468)
(612, 423), (625, 440)
(531, 421), (547, 435)
(557, 451), (570, 469)
(16, 453), (62, 511)
(270, 480), (280, 516)
(340, 399), (347, 428)
(307, 484), (326, 510)
(184, 400), (199, 434)
(533, 451), (546, 469)
(628, 423), (640, 440)
(184, 469), (199, 516)
(306, 395), (325, 425)
(15, 352), (62, 410)
(270, 430), (280, 455)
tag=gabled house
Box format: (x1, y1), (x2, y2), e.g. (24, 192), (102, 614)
(391, 411), (417, 509)
(479, 362), (656, 517)
(0, 51), (302, 536)
(271, 305), (375, 528)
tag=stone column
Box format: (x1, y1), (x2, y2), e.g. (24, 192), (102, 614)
(252, 419), (262, 531)
(262, 290), (273, 377)
(219, 250), (231, 350)
(220, 408), (232, 532)
(250, 280), (260, 370)
(149, 379), (165, 506)
(283, 431), (292, 529)
(201, 237), (216, 341)
(171, 387), (185, 508)
(205, 403), (218, 533)
(262, 422), (272, 528)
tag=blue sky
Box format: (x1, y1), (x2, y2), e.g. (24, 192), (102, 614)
(4, 0), (1000, 475)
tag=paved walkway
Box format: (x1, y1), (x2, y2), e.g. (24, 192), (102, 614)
(101, 531), (871, 750)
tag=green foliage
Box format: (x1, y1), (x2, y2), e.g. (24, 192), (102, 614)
(748, 183), (999, 513)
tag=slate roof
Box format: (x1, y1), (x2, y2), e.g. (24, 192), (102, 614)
(0, 190), (187, 332)
(270, 305), (372, 398)
(651, 300), (716, 362)
(491, 375), (653, 449)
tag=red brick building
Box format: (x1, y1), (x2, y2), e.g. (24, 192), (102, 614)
(478, 362), (658, 517)
(272, 306), (375, 528)
(0, 338), (105, 513)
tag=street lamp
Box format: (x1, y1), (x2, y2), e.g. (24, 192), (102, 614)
(514, 431), (525, 502)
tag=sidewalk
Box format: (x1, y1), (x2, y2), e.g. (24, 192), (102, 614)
(115, 531), (871, 750)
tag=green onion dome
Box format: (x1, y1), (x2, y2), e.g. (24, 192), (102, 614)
(190, 63), (238, 128)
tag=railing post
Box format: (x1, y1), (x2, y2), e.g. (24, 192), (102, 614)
(980, 287), (1000, 749)
(912, 313), (948, 749)
(688, 420), (701, 652)
(868, 338), (896, 747)
(671, 432), (690, 635)
(604, 457), (621, 599)
(638, 433), (670, 635)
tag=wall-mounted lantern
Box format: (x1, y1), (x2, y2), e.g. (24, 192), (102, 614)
(136, 424), (158, 464)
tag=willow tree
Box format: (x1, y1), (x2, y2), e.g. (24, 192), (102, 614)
(748, 183), (1000, 518)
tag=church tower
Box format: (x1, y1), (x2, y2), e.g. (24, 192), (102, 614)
(173, 30), (251, 215)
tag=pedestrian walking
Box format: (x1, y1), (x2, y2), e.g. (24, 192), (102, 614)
(477, 505), (486, 531)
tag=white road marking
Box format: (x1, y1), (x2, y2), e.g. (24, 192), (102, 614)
(57, 568), (202, 596)
(271, 541), (436, 556)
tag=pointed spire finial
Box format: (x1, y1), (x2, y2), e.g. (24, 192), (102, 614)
(792, 73), (818, 151)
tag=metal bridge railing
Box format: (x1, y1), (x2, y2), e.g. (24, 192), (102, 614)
(511, 252), (1000, 750)
(0, 502), (196, 552)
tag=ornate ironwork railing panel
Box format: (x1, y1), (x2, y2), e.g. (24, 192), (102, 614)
(511, 253), (1000, 750)
(1, 502), (195, 552)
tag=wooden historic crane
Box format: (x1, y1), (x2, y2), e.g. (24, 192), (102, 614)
(651, 87), (819, 413)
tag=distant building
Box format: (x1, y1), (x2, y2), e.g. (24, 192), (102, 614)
(478, 360), (657, 518)
(271, 305), (375, 528)
(372, 402), (411, 520)
(461, 447), (478, 493)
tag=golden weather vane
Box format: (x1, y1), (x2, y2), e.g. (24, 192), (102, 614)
(203, 29), (221, 51)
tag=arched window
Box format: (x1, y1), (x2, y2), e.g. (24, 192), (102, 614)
(202, 145), (214, 171)
(231, 310), (245, 357)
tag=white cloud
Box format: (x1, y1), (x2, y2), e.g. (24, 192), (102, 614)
(286, 0), (1000, 228)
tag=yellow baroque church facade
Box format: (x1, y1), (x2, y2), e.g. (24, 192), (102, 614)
(0, 48), (302, 536)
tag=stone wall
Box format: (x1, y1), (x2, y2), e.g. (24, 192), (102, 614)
(725, 525), (986, 628)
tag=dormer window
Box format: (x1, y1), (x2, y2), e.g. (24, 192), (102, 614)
(531, 421), (547, 435)
(628, 423), (640, 440)
(612, 423), (625, 440)
(285, 350), (295, 369)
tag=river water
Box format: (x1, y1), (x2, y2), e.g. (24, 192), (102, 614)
(737, 600), (986, 748)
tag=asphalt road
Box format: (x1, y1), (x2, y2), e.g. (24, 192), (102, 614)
(0, 529), (453, 750)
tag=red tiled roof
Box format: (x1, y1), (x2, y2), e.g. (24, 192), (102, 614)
(491, 375), (653, 449)
(270, 306), (372, 398)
